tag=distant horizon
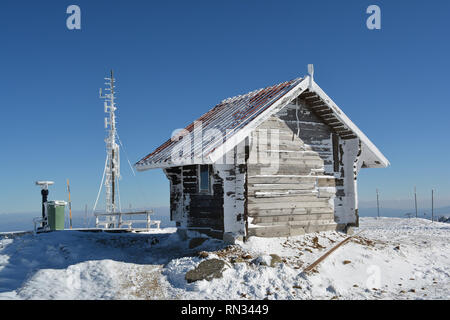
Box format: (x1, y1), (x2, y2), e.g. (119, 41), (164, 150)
(1, 203), (449, 217)
(1, 205), (448, 234)
(2, 194), (449, 214)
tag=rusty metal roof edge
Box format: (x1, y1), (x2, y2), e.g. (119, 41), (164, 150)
(208, 78), (309, 163)
(135, 77), (307, 169)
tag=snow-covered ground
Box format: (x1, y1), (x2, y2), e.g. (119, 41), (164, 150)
(0, 218), (448, 300)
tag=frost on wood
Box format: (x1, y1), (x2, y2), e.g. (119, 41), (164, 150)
(215, 162), (246, 238)
(141, 77), (389, 240)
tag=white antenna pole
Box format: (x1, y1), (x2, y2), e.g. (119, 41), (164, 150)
(431, 188), (434, 222)
(414, 186), (418, 218)
(307, 64), (314, 89)
(376, 188), (380, 218)
(100, 70), (121, 228)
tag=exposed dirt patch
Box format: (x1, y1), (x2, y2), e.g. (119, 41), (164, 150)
(351, 236), (384, 248)
(311, 236), (325, 249)
(213, 245), (249, 262)
(119, 264), (167, 300)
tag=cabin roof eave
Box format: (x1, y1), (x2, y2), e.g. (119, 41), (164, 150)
(309, 80), (390, 168)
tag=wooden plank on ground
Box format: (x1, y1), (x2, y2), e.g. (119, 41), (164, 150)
(303, 230), (365, 274)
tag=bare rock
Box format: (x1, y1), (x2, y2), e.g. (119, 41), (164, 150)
(269, 254), (283, 267)
(253, 254), (283, 267)
(185, 259), (226, 283)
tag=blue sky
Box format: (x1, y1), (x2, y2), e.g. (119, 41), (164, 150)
(0, 0), (449, 214)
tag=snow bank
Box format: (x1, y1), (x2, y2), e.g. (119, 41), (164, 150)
(0, 218), (449, 300)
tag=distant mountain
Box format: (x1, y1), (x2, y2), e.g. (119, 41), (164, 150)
(359, 206), (450, 219)
(0, 206), (174, 233)
(1, 205), (449, 233)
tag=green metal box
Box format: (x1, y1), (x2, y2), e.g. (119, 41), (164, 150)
(47, 201), (66, 231)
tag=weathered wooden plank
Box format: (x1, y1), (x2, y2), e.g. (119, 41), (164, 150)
(248, 194), (323, 204)
(303, 230), (362, 274)
(248, 199), (331, 210)
(248, 167), (316, 176)
(279, 104), (326, 124)
(252, 213), (334, 224)
(248, 165), (323, 176)
(318, 177), (336, 187)
(249, 182), (315, 190)
(341, 134), (358, 140)
(247, 175), (334, 185)
(261, 150), (322, 157)
(247, 223), (337, 237)
(248, 225), (291, 237)
(314, 109), (334, 116)
(309, 101), (327, 108)
(300, 92), (319, 99)
(277, 155), (325, 161)
(250, 157), (325, 167)
(248, 207), (333, 216)
(249, 190), (316, 198)
(302, 223), (337, 233)
(255, 218), (335, 227)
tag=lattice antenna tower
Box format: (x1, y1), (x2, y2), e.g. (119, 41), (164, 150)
(99, 70), (121, 220)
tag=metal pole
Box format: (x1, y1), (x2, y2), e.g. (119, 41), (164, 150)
(414, 186), (418, 218)
(376, 189), (380, 218)
(41, 189), (48, 220)
(431, 189), (434, 222)
(67, 179), (72, 229)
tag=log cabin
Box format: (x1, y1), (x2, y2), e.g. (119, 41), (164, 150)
(135, 70), (389, 241)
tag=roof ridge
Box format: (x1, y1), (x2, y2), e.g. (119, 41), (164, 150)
(220, 77), (303, 104)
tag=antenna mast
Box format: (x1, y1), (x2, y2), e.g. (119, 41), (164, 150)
(376, 188), (380, 218)
(414, 186), (418, 218)
(100, 70), (121, 226)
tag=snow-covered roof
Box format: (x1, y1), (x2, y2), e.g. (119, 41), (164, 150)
(135, 76), (389, 170)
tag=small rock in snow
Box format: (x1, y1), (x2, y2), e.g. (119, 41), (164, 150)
(230, 256), (246, 264)
(269, 254), (283, 267)
(185, 259), (226, 283)
(252, 255), (271, 266)
(196, 251), (209, 259)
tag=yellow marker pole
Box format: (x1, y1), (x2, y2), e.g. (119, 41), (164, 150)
(67, 179), (73, 229)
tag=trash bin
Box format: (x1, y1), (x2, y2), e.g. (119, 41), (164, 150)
(47, 201), (66, 231)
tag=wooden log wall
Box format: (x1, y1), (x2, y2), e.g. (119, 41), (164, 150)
(246, 98), (345, 237)
(164, 165), (225, 233)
